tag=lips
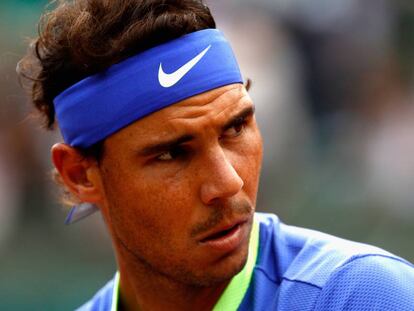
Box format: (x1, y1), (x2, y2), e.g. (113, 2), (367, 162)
(198, 217), (250, 253)
(200, 221), (244, 242)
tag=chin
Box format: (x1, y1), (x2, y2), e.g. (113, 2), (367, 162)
(194, 240), (250, 287)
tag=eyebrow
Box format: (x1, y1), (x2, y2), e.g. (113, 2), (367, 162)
(138, 105), (255, 156)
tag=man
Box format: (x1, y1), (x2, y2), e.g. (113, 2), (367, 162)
(18, 1), (414, 310)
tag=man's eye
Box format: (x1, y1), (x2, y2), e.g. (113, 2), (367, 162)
(156, 146), (186, 161)
(222, 120), (246, 138)
(157, 151), (174, 161)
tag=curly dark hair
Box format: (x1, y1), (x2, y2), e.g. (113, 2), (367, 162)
(17, 0), (216, 159)
(17, 0), (216, 205)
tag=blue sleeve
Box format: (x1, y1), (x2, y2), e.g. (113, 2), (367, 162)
(314, 255), (414, 311)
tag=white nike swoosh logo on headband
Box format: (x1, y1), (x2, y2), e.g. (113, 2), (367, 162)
(158, 45), (211, 88)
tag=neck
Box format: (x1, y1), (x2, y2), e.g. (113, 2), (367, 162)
(116, 255), (228, 311)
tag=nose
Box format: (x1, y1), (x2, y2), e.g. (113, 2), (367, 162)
(199, 146), (244, 205)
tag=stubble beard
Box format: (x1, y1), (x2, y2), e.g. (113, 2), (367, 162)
(111, 199), (254, 289)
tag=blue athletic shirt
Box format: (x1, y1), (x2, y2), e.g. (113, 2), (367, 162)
(76, 213), (414, 310)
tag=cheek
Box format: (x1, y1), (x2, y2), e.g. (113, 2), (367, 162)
(102, 161), (195, 242)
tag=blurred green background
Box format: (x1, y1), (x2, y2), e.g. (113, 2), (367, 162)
(0, 0), (413, 310)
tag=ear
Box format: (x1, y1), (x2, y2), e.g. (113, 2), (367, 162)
(51, 143), (104, 204)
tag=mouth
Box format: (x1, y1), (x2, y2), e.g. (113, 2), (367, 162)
(200, 223), (241, 242)
(198, 218), (250, 252)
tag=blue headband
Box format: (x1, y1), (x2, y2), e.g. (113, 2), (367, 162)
(54, 29), (243, 148)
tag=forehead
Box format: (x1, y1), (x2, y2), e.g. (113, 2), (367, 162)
(107, 83), (252, 144)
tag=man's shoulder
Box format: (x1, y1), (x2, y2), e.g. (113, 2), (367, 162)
(252, 212), (414, 310)
(314, 253), (414, 310)
(255, 212), (410, 282)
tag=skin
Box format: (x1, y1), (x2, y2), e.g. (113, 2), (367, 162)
(52, 83), (263, 310)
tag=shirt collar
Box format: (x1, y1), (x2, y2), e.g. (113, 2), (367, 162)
(212, 214), (260, 310)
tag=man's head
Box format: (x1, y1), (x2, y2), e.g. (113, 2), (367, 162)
(18, 0), (263, 288)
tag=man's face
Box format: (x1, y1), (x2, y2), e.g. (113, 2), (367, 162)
(98, 83), (263, 286)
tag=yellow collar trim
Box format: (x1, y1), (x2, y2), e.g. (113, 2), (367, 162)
(212, 214), (260, 311)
